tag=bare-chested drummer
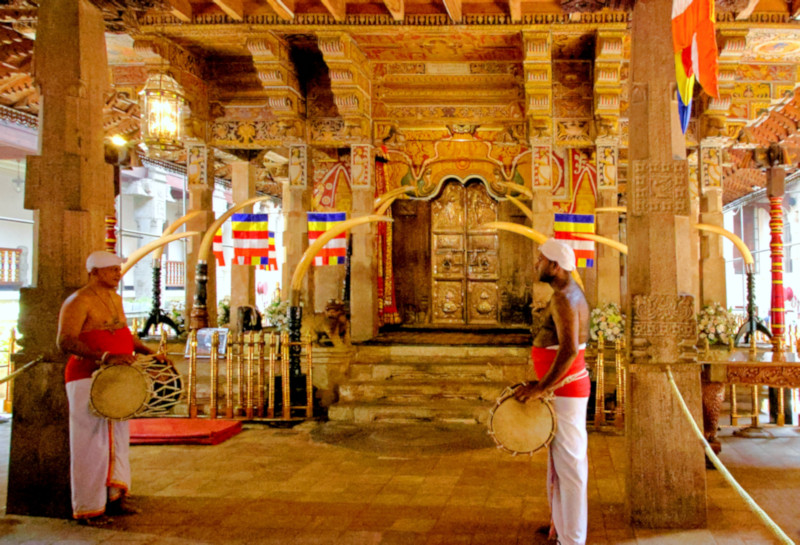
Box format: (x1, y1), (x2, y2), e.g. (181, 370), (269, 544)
(513, 238), (590, 545)
(57, 251), (155, 525)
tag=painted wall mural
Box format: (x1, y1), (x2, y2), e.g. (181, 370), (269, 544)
(311, 149), (352, 212)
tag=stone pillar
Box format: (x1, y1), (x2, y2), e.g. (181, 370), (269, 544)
(596, 144), (621, 306)
(186, 144), (217, 328)
(627, 0), (706, 528)
(531, 183), (554, 308)
(9, 0), (111, 518)
(699, 141), (726, 306)
(350, 144), (377, 341)
(230, 160), (257, 332)
(283, 145), (310, 304)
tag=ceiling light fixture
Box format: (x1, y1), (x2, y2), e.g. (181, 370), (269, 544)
(139, 72), (187, 152)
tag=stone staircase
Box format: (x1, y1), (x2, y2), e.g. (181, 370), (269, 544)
(328, 343), (531, 424)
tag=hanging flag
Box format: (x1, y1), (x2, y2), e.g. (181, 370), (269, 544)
(553, 213), (595, 268)
(308, 212), (347, 266)
(672, 0), (719, 133)
(232, 213), (275, 268)
(212, 228), (225, 267)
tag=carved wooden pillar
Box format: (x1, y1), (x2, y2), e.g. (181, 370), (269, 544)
(186, 144), (217, 329)
(9, 0), (111, 518)
(699, 140), (727, 307)
(596, 143), (621, 306)
(230, 160), (257, 332)
(627, 0), (706, 527)
(283, 144), (310, 303)
(350, 144), (378, 341)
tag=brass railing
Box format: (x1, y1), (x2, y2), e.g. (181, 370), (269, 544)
(591, 333), (627, 429)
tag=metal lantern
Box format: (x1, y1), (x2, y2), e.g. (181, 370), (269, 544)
(139, 73), (187, 151)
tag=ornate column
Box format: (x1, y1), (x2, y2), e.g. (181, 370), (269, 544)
(230, 160), (257, 332)
(523, 31), (555, 307)
(283, 144), (310, 301)
(699, 139), (727, 306)
(9, 0), (111, 518)
(768, 167), (786, 353)
(186, 144), (217, 329)
(350, 144), (378, 341)
(627, 0), (706, 527)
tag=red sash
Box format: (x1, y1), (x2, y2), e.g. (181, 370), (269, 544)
(532, 346), (590, 398)
(65, 328), (134, 383)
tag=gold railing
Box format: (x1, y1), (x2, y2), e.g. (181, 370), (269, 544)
(1, 328), (17, 412)
(591, 333), (627, 429)
(163, 260), (185, 288)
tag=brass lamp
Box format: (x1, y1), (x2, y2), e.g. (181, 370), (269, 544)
(139, 72), (187, 151)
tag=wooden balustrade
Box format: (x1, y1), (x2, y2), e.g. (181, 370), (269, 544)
(164, 260), (185, 288)
(0, 248), (21, 287)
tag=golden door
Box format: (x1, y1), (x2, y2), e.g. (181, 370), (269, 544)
(431, 180), (499, 325)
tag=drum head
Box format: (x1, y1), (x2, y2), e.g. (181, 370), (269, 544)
(90, 365), (150, 421)
(489, 395), (556, 455)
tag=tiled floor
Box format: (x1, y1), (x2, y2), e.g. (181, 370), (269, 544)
(0, 418), (797, 544)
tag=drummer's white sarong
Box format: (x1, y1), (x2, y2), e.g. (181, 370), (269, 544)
(66, 378), (130, 518)
(548, 396), (589, 545)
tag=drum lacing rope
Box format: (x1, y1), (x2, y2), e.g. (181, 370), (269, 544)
(0, 355), (43, 385)
(665, 366), (796, 545)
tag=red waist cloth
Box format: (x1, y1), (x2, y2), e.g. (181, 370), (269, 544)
(65, 327), (135, 383)
(532, 346), (590, 398)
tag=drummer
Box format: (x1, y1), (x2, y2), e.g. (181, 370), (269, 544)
(57, 250), (157, 525)
(513, 238), (590, 545)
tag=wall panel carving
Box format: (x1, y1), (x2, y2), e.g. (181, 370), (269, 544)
(630, 160), (690, 216)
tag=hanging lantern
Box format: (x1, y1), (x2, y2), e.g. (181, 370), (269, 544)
(139, 72), (187, 151)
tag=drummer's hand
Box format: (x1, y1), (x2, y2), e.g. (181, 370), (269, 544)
(513, 381), (545, 403)
(107, 353), (136, 366)
(152, 352), (170, 364)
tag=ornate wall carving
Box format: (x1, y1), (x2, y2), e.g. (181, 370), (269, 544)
(630, 160), (690, 216)
(631, 294), (697, 364)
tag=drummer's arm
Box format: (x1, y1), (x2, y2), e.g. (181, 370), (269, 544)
(131, 336), (168, 363)
(57, 296), (99, 361)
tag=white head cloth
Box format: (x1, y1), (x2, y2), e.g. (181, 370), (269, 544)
(539, 238), (576, 271)
(86, 251), (126, 272)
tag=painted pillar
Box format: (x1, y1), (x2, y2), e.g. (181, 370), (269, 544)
(627, 0), (706, 527)
(350, 144), (378, 341)
(596, 144), (621, 306)
(283, 144), (310, 303)
(768, 167), (786, 353)
(230, 160), (257, 332)
(186, 144), (217, 329)
(9, 0), (111, 518)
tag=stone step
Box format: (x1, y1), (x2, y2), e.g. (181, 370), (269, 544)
(348, 361), (521, 382)
(353, 345), (530, 365)
(339, 380), (510, 404)
(327, 400), (494, 425)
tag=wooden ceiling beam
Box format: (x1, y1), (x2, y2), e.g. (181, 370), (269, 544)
(320, 0), (347, 21)
(167, 0), (192, 22)
(508, 0), (521, 22)
(442, 0), (462, 22)
(213, 0), (245, 21)
(264, 0), (296, 20)
(382, 0), (404, 21)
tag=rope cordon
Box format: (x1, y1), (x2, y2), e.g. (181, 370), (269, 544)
(665, 366), (796, 545)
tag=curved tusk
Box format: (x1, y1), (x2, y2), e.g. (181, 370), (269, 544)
(374, 186), (416, 212)
(291, 215), (393, 305)
(595, 206), (627, 213)
(693, 223), (754, 265)
(498, 181), (534, 200)
(506, 195), (535, 223)
(122, 232), (200, 276)
(571, 233), (628, 255)
(198, 196), (272, 263)
(153, 210), (203, 262)
(482, 221), (584, 291)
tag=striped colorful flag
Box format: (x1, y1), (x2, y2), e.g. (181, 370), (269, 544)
(232, 213), (276, 269)
(672, 0), (719, 133)
(308, 212), (347, 266)
(553, 213), (595, 268)
(212, 228), (225, 267)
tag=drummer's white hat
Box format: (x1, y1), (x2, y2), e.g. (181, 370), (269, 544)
(539, 238), (576, 271)
(86, 251), (126, 272)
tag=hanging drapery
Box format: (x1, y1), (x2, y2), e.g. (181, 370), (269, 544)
(376, 146), (401, 326)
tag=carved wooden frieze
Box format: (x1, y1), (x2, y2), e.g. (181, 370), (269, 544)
(246, 35), (304, 118)
(726, 365), (800, 388)
(631, 294), (697, 364)
(596, 145), (618, 189)
(186, 145), (209, 187)
(317, 32), (371, 123)
(629, 160), (690, 216)
(350, 145), (372, 187)
(289, 145), (308, 187)
(700, 144), (723, 189)
(210, 119), (304, 148)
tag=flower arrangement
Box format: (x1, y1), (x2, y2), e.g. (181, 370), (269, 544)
(217, 296), (231, 326)
(697, 302), (738, 345)
(263, 299), (290, 332)
(590, 302), (625, 343)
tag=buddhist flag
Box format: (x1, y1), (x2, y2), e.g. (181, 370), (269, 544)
(212, 228), (225, 266)
(554, 213), (595, 268)
(232, 213), (275, 268)
(672, 0), (719, 133)
(308, 212), (347, 266)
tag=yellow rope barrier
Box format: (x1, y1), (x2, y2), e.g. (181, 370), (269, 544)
(665, 366), (796, 545)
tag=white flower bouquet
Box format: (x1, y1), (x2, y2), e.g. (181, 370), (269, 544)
(264, 299), (290, 332)
(697, 302), (738, 345)
(590, 302), (625, 343)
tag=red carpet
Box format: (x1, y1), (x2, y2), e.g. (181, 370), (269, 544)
(129, 418), (243, 445)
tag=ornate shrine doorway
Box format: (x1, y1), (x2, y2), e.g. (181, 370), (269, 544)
(431, 180), (499, 326)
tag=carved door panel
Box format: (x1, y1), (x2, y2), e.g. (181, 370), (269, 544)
(431, 181), (498, 325)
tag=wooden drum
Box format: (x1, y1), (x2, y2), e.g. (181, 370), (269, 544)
(488, 383), (557, 456)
